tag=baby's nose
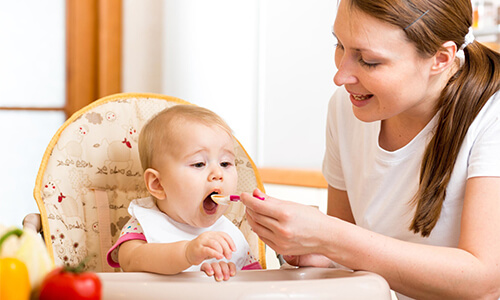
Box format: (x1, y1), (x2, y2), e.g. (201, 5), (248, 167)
(208, 166), (223, 181)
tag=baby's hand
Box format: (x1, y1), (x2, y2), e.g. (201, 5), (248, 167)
(185, 231), (236, 266)
(201, 261), (236, 281)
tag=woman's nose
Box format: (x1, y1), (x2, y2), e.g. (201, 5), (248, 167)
(333, 56), (358, 86)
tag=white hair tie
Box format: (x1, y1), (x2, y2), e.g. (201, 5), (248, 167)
(456, 27), (475, 67)
(459, 27), (475, 51)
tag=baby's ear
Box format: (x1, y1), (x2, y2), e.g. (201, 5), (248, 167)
(144, 168), (166, 200)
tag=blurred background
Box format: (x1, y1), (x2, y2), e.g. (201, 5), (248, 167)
(0, 0), (499, 231)
(0, 0), (337, 228)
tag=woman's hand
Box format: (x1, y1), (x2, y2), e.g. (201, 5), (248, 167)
(283, 254), (335, 268)
(185, 231), (236, 266)
(240, 189), (330, 257)
(200, 261), (236, 281)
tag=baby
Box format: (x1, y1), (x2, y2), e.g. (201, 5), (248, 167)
(106, 105), (260, 281)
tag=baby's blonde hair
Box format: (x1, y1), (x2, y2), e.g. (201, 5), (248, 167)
(138, 105), (233, 171)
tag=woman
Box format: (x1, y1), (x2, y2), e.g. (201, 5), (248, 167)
(240, 0), (500, 299)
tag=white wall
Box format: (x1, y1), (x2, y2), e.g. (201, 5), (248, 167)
(258, 0), (337, 168)
(122, 0), (338, 169)
(0, 1), (66, 227)
(0, 0), (337, 228)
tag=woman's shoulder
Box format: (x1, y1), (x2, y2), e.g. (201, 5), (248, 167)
(463, 90), (500, 178)
(471, 90), (500, 128)
(486, 90), (500, 111)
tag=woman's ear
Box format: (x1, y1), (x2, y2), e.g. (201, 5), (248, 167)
(144, 168), (166, 200)
(430, 41), (457, 75)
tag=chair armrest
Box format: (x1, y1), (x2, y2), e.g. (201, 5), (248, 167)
(23, 213), (42, 234)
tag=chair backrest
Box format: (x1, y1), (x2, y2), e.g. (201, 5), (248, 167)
(33, 93), (266, 272)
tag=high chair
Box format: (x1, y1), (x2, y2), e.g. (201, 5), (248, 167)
(23, 93), (393, 299)
(25, 93), (266, 272)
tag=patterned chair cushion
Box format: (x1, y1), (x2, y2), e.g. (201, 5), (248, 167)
(34, 93), (266, 272)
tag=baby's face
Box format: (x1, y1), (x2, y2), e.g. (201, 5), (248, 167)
(155, 121), (238, 228)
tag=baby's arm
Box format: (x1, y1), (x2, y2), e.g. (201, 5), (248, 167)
(118, 239), (192, 274)
(118, 231), (236, 276)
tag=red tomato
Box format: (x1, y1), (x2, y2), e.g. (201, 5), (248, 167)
(38, 267), (101, 300)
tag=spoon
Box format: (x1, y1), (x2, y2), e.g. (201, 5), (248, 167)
(210, 194), (265, 205)
(210, 194), (241, 205)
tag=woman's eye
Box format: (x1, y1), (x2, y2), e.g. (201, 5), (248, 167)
(192, 162), (205, 168)
(334, 43), (344, 51)
(358, 58), (380, 69)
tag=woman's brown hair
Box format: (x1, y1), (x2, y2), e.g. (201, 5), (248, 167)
(348, 0), (500, 236)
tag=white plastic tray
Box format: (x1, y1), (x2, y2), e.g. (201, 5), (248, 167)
(98, 267), (391, 299)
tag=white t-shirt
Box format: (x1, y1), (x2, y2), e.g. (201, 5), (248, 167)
(322, 88), (500, 299)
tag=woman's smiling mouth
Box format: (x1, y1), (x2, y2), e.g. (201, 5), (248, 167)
(351, 93), (372, 101)
(349, 92), (373, 108)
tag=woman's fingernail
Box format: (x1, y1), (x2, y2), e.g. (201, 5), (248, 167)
(255, 196), (265, 200)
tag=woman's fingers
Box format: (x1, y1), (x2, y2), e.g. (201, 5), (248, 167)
(258, 236), (280, 252)
(241, 191), (286, 230)
(282, 255), (301, 266)
(245, 209), (278, 242)
(252, 188), (267, 200)
(240, 190), (276, 216)
(244, 190), (330, 256)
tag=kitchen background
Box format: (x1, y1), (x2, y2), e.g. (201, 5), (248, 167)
(0, 1), (498, 257)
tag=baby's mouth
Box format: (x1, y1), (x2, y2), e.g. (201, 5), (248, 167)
(203, 192), (219, 215)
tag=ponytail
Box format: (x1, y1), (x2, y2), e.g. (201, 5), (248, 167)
(410, 42), (500, 236)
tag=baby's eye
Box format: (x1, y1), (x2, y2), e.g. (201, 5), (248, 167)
(192, 162), (205, 168)
(220, 161), (233, 168)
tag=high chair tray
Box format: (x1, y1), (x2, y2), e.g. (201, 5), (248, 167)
(97, 267), (391, 299)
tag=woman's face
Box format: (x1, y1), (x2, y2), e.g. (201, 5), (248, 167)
(333, 1), (438, 123)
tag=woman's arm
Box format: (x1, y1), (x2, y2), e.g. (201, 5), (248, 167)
(242, 178), (500, 299)
(330, 177), (500, 299)
(327, 185), (355, 223)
